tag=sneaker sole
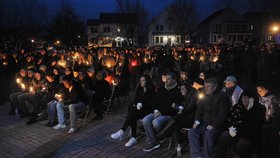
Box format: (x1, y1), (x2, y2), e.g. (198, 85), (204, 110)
(143, 144), (160, 152)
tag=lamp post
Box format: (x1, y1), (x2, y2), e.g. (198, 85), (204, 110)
(271, 24), (279, 43)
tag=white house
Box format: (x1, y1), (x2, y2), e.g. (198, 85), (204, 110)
(87, 13), (137, 48)
(147, 8), (181, 46)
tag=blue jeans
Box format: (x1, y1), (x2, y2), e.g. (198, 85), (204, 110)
(48, 100), (85, 128)
(142, 113), (171, 144)
(188, 123), (220, 158)
(47, 100), (65, 125)
(68, 101), (85, 128)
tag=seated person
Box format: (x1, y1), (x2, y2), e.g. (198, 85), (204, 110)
(156, 83), (199, 157)
(256, 83), (277, 157)
(25, 71), (45, 125)
(16, 68), (35, 117)
(43, 72), (61, 126)
(188, 78), (230, 158)
(142, 72), (182, 152)
(9, 69), (28, 115)
(48, 76), (86, 134)
(92, 70), (110, 120)
(215, 92), (265, 158)
(110, 75), (155, 147)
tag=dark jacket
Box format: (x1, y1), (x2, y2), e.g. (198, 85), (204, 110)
(182, 87), (198, 115)
(195, 90), (230, 130)
(63, 82), (87, 105)
(133, 86), (155, 115)
(238, 102), (265, 143)
(92, 79), (110, 103)
(154, 83), (183, 116)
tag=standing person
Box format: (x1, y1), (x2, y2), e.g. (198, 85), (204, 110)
(142, 72), (182, 152)
(110, 75), (155, 147)
(188, 78), (230, 158)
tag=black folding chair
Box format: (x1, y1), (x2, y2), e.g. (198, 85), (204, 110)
(103, 85), (116, 115)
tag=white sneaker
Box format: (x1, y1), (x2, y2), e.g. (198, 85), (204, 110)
(68, 128), (76, 134)
(125, 137), (137, 147)
(110, 129), (124, 141)
(53, 124), (66, 129)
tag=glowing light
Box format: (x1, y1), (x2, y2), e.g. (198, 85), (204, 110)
(21, 84), (26, 90)
(2, 61), (8, 66)
(131, 61), (137, 67)
(198, 93), (204, 100)
(190, 55), (195, 60)
(16, 78), (21, 84)
(29, 87), (34, 92)
(272, 25), (279, 32)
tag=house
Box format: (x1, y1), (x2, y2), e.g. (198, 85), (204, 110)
(87, 13), (137, 48)
(147, 7), (182, 46)
(197, 8), (252, 44)
(244, 12), (280, 44)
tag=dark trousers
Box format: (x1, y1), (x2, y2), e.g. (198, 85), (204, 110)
(9, 91), (25, 113)
(261, 123), (280, 158)
(93, 98), (103, 117)
(28, 93), (43, 119)
(121, 106), (146, 138)
(172, 114), (193, 145)
(215, 131), (253, 158)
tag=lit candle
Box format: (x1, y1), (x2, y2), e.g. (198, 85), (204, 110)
(190, 55), (195, 60)
(198, 93), (204, 100)
(2, 61), (8, 66)
(131, 61), (137, 67)
(212, 56), (218, 62)
(199, 56), (205, 61)
(16, 78), (21, 84)
(21, 84), (26, 90)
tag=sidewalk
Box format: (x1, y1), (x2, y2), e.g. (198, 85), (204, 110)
(0, 101), (189, 158)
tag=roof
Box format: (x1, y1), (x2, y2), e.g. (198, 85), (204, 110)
(198, 8), (228, 25)
(87, 13), (138, 25)
(198, 7), (248, 25)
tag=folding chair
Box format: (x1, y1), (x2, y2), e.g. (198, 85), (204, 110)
(82, 90), (95, 127)
(103, 85), (116, 115)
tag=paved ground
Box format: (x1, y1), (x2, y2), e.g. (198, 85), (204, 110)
(0, 97), (190, 158)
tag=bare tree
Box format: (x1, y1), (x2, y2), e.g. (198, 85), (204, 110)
(115, 0), (148, 46)
(0, 0), (47, 49)
(167, 0), (198, 43)
(48, 0), (85, 46)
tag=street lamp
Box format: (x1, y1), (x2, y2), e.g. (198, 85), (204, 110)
(31, 39), (35, 43)
(272, 25), (279, 32)
(77, 35), (81, 38)
(56, 40), (60, 45)
(271, 24), (279, 43)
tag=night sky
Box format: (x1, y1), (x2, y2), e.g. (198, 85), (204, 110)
(45, 0), (215, 21)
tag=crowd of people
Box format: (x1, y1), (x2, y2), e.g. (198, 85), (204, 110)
(0, 43), (280, 157)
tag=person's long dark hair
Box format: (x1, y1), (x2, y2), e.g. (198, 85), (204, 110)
(139, 75), (154, 92)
